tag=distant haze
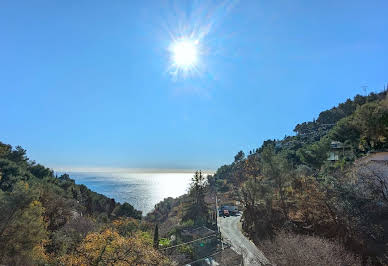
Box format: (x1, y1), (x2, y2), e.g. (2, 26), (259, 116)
(59, 170), (201, 214)
(55, 167), (215, 175)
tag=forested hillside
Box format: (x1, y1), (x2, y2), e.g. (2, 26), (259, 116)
(0, 143), (168, 265)
(148, 89), (388, 265)
(1, 90), (387, 265)
(208, 90), (388, 265)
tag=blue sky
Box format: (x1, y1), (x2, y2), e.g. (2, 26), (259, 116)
(1, 0), (387, 170)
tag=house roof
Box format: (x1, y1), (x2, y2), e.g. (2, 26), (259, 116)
(206, 248), (242, 266)
(181, 226), (215, 238)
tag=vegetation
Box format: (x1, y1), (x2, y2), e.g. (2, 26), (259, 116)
(1, 89), (386, 265)
(259, 231), (361, 266)
(182, 171), (210, 225)
(153, 224), (159, 248)
(135, 90), (388, 265)
(0, 142), (167, 265)
(145, 90), (387, 265)
(146, 171), (218, 264)
(209, 90), (388, 265)
(61, 227), (168, 265)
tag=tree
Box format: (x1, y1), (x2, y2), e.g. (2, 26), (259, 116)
(0, 182), (48, 265)
(8, 145), (29, 164)
(234, 150), (245, 162)
(331, 160), (388, 264)
(153, 224), (159, 249)
(29, 163), (54, 179)
(329, 97), (388, 154)
(354, 102), (388, 151)
(261, 145), (293, 218)
(296, 138), (330, 170)
(112, 202), (142, 219)
(111, 217), (148, 238)
(182, 171), (209, 225)
(240, 177), (275, 241)
(0, 158), (28, 191)
(62, 229), (169, 265)
(0, 141), (146, 263)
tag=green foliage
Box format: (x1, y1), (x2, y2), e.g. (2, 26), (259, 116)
(0, 181), (48, 264)
(181, 219), (195, 228)
(153, 224), (159, 248)
(112, 202), (142, 219)
(261, 145), (293, 216)
(145, 196), (184, 224)
(0, 141), (143, 264)
(329, 117), (361, 146)
(182, 171), (209, 225)
(29, 163), (54, 179)
(178, 244), (194, 257)
(212, 89), (388, 263)
(159, 237), (171, 247)
(240, 146), (293, 242)
(329, 100), (388, 153)
(234, 150), (245, 162)
(296, 137), (330, 169)
(0, 158), (32, 191)
(316, 107), (347, 124)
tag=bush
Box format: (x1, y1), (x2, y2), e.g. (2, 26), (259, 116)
(259, 231), (361, 266)
(159, 238), (171, 248)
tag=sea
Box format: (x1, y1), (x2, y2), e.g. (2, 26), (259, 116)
(57, 171), (194, 215)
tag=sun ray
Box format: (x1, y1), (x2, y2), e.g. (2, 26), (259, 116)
(168, 37), (201, 79)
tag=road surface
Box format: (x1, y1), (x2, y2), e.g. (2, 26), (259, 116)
(219, 215), (270, 265)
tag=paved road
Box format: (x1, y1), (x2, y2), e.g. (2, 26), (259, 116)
(219, 215), (270, 265)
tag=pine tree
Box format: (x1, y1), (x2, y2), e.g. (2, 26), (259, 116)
(182, 171), (209, 225)
(153, 224), (159, 249)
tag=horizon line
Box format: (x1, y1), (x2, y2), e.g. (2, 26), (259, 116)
(53, 166), (215, 175)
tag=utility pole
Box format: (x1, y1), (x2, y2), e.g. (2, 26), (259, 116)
(215, 193), (218, 231)
(215, 185), (224, 250)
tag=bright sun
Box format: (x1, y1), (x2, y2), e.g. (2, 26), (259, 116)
(170, 38), (199, 69)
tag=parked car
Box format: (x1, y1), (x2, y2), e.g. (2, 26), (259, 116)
(220, 205), (239, 216)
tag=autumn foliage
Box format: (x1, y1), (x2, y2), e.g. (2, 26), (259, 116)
(61, 228), (169, 265)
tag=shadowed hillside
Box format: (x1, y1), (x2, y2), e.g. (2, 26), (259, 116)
(149, 89), (388, 265)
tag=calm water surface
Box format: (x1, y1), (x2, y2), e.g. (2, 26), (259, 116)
(63, 172), (193, 214)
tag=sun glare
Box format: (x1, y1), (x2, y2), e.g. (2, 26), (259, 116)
(169, 38), (200, 77)
(172, 39), (198, 67)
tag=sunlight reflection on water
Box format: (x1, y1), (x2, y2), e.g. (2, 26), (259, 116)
(63, 172), (194, 215)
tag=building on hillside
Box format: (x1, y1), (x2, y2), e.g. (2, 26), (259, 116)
(198, 247), (243, 266)
(327, 141), (352, 161)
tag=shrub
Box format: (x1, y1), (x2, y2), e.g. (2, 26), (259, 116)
(259, 231), (361, 266)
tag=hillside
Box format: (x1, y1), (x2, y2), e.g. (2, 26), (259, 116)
(0, 143), (168, 265)
(1, 89), (386, 265)
(148, 89), (388, 265)
(214, 90), (388, 265)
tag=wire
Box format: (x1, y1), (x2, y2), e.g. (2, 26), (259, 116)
(183, 249), (230, 265)
(160, 233), (218, 251)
